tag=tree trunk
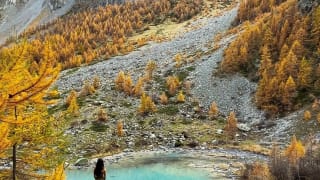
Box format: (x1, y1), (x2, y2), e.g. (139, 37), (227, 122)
(12, 144), (16, 180)
(12, 106), (17, 180)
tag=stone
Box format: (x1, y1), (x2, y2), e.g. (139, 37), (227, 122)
(74, 158), (89, 166)
(216, 129), (223, 135)
(237, 123), (251, 132)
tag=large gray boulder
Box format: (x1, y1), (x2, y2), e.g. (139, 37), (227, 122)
(74, 158), (89, 166)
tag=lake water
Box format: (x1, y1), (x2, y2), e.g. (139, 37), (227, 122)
(67, 153), (212, 180)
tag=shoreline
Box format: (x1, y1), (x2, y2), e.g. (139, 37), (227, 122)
(68, 147), (268, 178)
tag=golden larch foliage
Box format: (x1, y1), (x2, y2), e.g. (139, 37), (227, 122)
(123, 74), (133, 95)
(97, 108), (108, 122)
(79, 80), (95, 97)
(208, 101), (219, 118)
(285, 135), (305, 165)
(0, 123), (11, 157)
(92, 76), (101, 90)
(145, 60), (157, 80)
(67, 96), (79, 116)
(133, 77), (145, 97)
(138, 92), (156, 115)
(117, 121), (124, 137)
(66, 90), (77, 107)
(303, 110), (311, 121)
(177, 90), (185, 103)
(248, 162), (272, 180)
(115, 71), (126, 91)
(47, 89), (60, 99)
(0, 41), (61, 124)
(46, 164), (66, 180)
(166, 76), (180, 96)
(224, 112), (238, 138)
(174, 53), (183, 67)
(159, 92), (168, 104)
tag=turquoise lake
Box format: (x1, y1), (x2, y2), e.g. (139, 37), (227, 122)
(66, 154), (212, 180)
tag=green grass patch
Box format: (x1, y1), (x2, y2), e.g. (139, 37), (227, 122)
(158, 105), (179, 115)
(186, 66), (196, 72)
(90, 122), (109, 132)
(48, 105), (66, 115)
(121, 100), (132, 107)
(65, 67), (79, 75)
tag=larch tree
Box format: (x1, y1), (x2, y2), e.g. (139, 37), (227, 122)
(117, 121), (124, 137)
(132, 77), (144, 96)
(297, 57), (312, 89)
(159, 92), (168, 104)
(285, 135), (305, 165)
(0, 123), (11, 157)
(138, 92), (156, 115)
(174, 53), (183, 67)
(66, 90), (77, 107)
(79, 80), (95, 97)
(123, 74), (133, 95)
(67, 94), (79, 116)
(115, 71), (125, 91)
(92, 76), (101, 90)
(46, 164), (66, 180)
(97, 108), (108, 122)
(303, 110), (311, 121)
(281, 76), (297, 110)
(224, 112), (238, 139)
(166, 76), (180, 96)
(208, 101), (219, 119)
(145, 60), (157, 80)
(0, 41), (66, 179)
(177, 90), (185, 103)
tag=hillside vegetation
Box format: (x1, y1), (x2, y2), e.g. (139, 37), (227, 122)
(221, 0), (320, 115)
(6, 0), (204, 69)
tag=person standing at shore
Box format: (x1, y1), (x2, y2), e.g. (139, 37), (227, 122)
(94, 158), (106, 180)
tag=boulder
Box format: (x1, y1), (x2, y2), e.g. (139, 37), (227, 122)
(74, 158), (89, 166)
(216, 129), (223, 135)
(237, 123), (251, 132)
